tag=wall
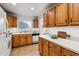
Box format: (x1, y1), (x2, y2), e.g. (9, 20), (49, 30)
(8, 15), (34, 33)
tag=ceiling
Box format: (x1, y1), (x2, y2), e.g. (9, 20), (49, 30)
(0, 3), (54, 16)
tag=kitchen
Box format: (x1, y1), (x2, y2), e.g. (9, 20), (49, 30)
(0, 3), (79, 56)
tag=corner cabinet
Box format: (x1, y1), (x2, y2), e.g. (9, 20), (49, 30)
(7, 15), (17, 27)
(56, 4), (68, 26)
(69, 3), (79, 25)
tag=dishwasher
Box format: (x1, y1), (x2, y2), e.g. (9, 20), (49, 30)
(32, 33), (39, 44)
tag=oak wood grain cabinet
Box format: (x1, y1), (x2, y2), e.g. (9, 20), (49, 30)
(62, 48), (79, 56)
(38, 37), (43, 55)
(56, 4), (68, 26)
(48, 8), (55, 27)
(38, 37), (79, 56)
(49, 42), (62, 56)
(12, 34), (32, 48)
(33, 17), (38, 28)
(69, 3), (79, 25)
(42, 39), (49, 56)
(7, 15), (17, 27)
(12, 35), (20, 48)
(43, 12), (48, 27)
(25, 34), (32, 45)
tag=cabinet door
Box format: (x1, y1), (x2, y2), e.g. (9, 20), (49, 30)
(43, 13), (48, 27)
(38, 37), (43, 55)
(7, 15), (17, 27)
(56, 4), (68, 26)
(48, 9), (55, 27)
(33, 19), (38, 28)
(12, 35), (20, 48)
(25, 34), (32, 45)
(19, 34), (26, 46)
(13, 16), (17, 27)
(42, 39), (49, 56)
(69, 3), (79, 25)
(7, 16), (13, 27)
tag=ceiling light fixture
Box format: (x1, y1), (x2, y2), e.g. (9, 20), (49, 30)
(12, 3), (16, 5)
(31, 7), (34, 11)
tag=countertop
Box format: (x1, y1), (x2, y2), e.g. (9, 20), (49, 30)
(39, 35), (79, 54)
(12, 32), (39, 35)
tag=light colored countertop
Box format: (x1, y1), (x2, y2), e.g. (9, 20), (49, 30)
(39, 35), (79, 54)
(12, 32), (39, 35)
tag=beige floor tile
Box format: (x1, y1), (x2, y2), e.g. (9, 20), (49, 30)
(11, 44), (39, 56)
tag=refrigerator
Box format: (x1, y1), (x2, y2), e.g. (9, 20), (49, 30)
(0, 7), (11, 56)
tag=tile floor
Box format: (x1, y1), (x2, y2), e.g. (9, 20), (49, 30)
(11, 44), (39, 56)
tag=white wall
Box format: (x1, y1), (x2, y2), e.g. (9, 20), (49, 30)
(8, 15), (34, 33)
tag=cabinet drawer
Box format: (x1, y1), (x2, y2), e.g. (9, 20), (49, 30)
(49, 49), (60, 56)
(49, 42), (61, 52)
(62, 48), (79, 56)
(49, 42), (62, 55)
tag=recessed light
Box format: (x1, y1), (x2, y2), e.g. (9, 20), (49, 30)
(31, 7), (34, 11)
(12, 3), (16, 5)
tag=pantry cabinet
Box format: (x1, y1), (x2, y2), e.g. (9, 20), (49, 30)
(39, 37), (79, 56)
(56, 4), (68, 26)
(48, 8), (55, 26)
(7, 15), (17, 27)
(43, 12), (48, 27)
(69, 3), (79, 25)
(12, 34), (32, 48)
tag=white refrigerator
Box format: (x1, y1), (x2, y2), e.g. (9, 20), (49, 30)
(0, 7), (11, 56)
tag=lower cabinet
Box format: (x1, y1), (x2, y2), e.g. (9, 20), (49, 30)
(12, 34), (32, 48)
(39, 37), (79, 56)
(62, 48), (79, 56)
(38, 37), (49, 56)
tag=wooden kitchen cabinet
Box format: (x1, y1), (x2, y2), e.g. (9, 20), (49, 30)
(42, 39), (49, 56)
(38, 37), (79, 56)
(43, 12), (48, 27)
(33, 16), (38, 28)
(49, 42), (62, 56)
(56, 4), (68, 26)
(39, 37), (49, 56)
(48, 8), (55, 26)
(7, 15), (17, 27)
(12, 35), (20, 48)
(69, 4), (79, 25)
(19, 34), (26, 46)
(12, 34), (32, 48)
(25, 34), (32, 45)
(38, 37), (43, 55)
(62, 48), (79, 56)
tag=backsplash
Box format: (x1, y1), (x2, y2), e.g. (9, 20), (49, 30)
(45, 26), (79, 41)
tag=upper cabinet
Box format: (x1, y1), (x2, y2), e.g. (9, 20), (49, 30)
(69, 4), (79, 25)
(48, 8), (55, 26)
(7, 15), (17, 28)
(56, 4), (68, 26)
(33, 16), (38, 28)
(43, 12), (48, 27)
